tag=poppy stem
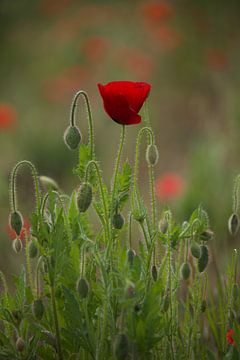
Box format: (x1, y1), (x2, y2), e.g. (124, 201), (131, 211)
(70, 90), (94, 159)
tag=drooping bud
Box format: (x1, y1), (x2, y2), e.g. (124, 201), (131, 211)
(64, 125), (82, 150)
(77, 182), (92, 213)
(200, 229), (213, 242)
(151, 265), (158, 281)
(127, 249), (136, 267)
(9, 211), (23, 236)
(28, 239), (38, 259)
(180, 262), (191, 280)
(201, 299), (207, 313)
(16, 337), (25, 352)
(228, 213), (240, 236)
(190, 241), (201, 259)
(198, 245), (209, 273)
(12, 238), (22, 253)
(159, 218), (168, 234)
(76, 277), (89, 299)
(114, 333), (129, 360)
(113, 213), (125, 230)
(39, 175), (59, 191)
(232, 283), (239, 302)
(146, 144), (159, 166)
(32, 299), (45, 320)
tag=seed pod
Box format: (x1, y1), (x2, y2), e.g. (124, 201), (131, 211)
(112, 213), (125, 230)
(159, 218), (168, 234)
(180, 262), (191, 280)
(198, 245), (209, 273)
(9, 211), (23, 236)
(114, 333), (129, 360)
(16, 337), (25, 352)
(151, 265), (158, 281)
(76, 277), (89, 299)
(200, 230), (213, 242)
(201, 299), (207, 313)
(161, 293), (170, 312)
(228, 213), (240, 236)
(77, 182), (92, 213)
(190, 241), (201, 259)
(32, 299), (45, 320)
(127, 249), (136, 267)
(146, 144), (159, 166)
(64, 125), (82, 150)
(232, 283), (239, 302)
(28, 239), (38, 259)
(39, 175), (59, 191)
(12, 238), (22, 253)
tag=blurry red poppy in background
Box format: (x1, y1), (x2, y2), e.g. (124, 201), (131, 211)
(98, 81), (151, 125)
(7, 218), (30, 241)
(155, 172), (184, 200)
(117, 47), (154, 79)
(206, 48), (228, 71)
(141, 2), (174, 23)
(149, 24), (182, 50)
(226, 329), (235, 346)
(82, 36), (108, 62)
(0, 104), (16, 130)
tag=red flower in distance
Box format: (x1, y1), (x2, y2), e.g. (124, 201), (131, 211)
(141, 2), (174, 23)
(98, 81), (151, 125)
(226, 329), (235, 346)
(0, 104), (16, 130)
(156, 172), (184, 200)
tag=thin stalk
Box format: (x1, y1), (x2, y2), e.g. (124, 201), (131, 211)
(50, 279), (63, 360)
(25, 233), (34, 295)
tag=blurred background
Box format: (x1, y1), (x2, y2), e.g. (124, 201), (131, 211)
(1, 0), (240, 277)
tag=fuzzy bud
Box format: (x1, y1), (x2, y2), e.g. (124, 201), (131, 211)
(39, 175), (59, 191)
(12, 238), (22, 253)
(127, 249), (136, 267)
(200, 229), (213, 242)
(180, 262), (191, 280)
(190, 241), (201, 259)
(114, 333), (129, 360)
(198, 245), (209, 273)
(64, 125), (82, 150)
(77, 183), (92, 213)
(76, 277), (89, 299)
(9, 211), (23, 236)
(158, 218), (168, 234)
(113, 213), (125, 230)
(28, 239), (38, 259)
(32, 299), (45, 320)
(146, 144), (159, 166)
(16, 337), (25, 352)
(151, 265), (158, 281)
(232, 283), (239, 302)
(228, 213), (240, 236)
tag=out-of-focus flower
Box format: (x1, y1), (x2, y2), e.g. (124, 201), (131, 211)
(81, 36), (108, 62)
(98, 81), (151, 125)
(149, 24), (182, 50)
(226, 328), (235, 346)
(39, 0), (73, 16)
(7, 218), (30, 241)
(0, 104), (16, 130)
(141, 2), (174, 23)
(155, 172), (184, 200)
(206, 49), (228, 71)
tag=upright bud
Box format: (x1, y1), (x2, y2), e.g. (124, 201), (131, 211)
(190, 241), (201, 259)
(77, 183), (92, 213)
(114, 333), (129, 360)
(198, 245), (209, 273)
(32, 299), (45, 320)
(9, 211), (23, 236)
(146, 144), (159, 166)
(28, 239), (38, 259)
(180, 262), (191, 280)
(151, 265), (158, 281)
(127, 249), (136, 267)
(228, 213), (240, 236)
(16, 337), (25, 352)
(12, 238), (22, 253)
(113, 213), (125, 230)
(64, 125), (82, 150)
(76, 277), (89, 299)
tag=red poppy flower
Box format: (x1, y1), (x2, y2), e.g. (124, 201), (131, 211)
(0, 104), (16, 130)
(7, 218), (30, 241)
(155, 172), (184, 200)
(226, 328), (235, 346)
(98, 81), (151, 125)
(206, 48), (228, 71)
(141, 2), (174, 23)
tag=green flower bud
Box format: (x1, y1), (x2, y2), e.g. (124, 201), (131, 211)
(198, 245), (209, 273)
(200, 229), (213, 242)
(112, 213), (125, 229)
(201, 299), (207, 313)
(77, 182), (92, 213)
(146, 144), (159, 166)
(151, 265), (158, 281)
(114, 333), (129, 360)
(64, 125), (82, 150)
(28, 239), (38, 259)
(12, 238), (22, 253)
(39, 175), (59, 191)
(32, 299), (45, 320)
(9, 211), (23, 236)
(127, 249), (136, 267)
(232, 283), (239, 302)
(159, 218), (168, 234)
(180, 262), (191, 280)
(76, 277), (89, 299)
(190, 241), (201, 259)
(228, 213), (240, 236)
(16, 337), (25, 352)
